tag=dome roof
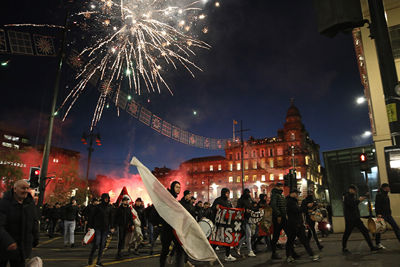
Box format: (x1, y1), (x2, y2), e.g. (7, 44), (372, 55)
(286, 101), (301, 119)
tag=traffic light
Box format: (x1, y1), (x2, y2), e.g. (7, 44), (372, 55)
(95, 134), (101, 146)
(29, 167), (40, 188)
(284, 174), (289, 187)
(81, 134), (87, 144)
(359, 153), (369, 171)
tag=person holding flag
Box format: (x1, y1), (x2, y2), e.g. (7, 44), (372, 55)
(131, 157), (222, 267)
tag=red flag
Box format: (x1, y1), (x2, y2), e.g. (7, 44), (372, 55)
(115, 186), (137, 221)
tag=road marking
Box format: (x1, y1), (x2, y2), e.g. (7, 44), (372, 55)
(36, 237), (61, 247)
(84, 254), (160, 266)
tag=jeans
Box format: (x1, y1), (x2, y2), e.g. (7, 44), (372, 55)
(342, 218), (373, 249)
(89, 229), (108, 263)
(64, 220), (76, 245)
(238, 222), (253, 253)
(376, 215), (400, 244)
(286, 225), (314, 257)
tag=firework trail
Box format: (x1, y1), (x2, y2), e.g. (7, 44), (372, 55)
(60, 0), (219, 129)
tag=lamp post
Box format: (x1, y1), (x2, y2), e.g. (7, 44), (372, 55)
(81, 130), (102, 203)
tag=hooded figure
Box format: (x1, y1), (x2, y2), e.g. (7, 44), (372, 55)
(159, 181), (184, 267)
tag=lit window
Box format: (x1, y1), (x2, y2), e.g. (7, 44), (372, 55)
(245, 175), (249, 182)
(12, 136), (19, 142)
(237, 163), (241, 170)
(252, 175), (257, 181)
(13, 144), (19, 149)
(318, 165), (321, 173)
(230, 191), (233, 198)
(194, 192), (198, 198)
(202, 181), (205, 184)
(229, 163), (233, 171)
(296, 171), (301, 179)
(261, 159), (265, 168)
(4, 135), (12, 140)
(253, 161), (257, 169)
(218, 164), (222, 171)
(269, 159), (274, 168)
(244, 161), (248, 170)
(277, 147), (283, 156)
(229, 176), (233, 183)
(279, 174), (284, 180)
(305, 156), (310, 165)
(237, 176), (241, 183)
(307, 172), (310, 179)
(270, 174), (274, 181)
(261, 175), (266, 181)
(210, 165), (213, 171)
(186, 181), (190, 185)
(290, 132), (295, 141)
(237, 190), (241, 198)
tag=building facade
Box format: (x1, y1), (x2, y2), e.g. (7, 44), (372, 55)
(155, 102), (325, 203)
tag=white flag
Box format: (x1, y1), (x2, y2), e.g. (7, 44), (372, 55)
(130, 157), (223, 266)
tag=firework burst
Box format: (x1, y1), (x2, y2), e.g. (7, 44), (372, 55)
(61, 0), (217, 129)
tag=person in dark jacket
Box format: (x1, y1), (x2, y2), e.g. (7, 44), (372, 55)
(0, 180), (39, 267)
(194, 201), (204, 221)
(88, 193), (115, 267)
(342, 185), (378, 253)
(82, 198), (99, 232)
(211, 188), (236, 262)
(160, 181), (184, 267)
(147, 204), (162, 255)
(375, 183), (400, 248)
(180, 190), (195, 217)
(252, 194), (272, 252)
(115, 196), (134, 259)
(63, 197), (79, 247)
(285, 189), (319, 263)
(269, 182), (288, 259)
(301, 192), (323, 250)
(203, 202), (212, 220)
(48, 202), (62, 238)
(134, 198), (147, 240)
(237, 188), (256, 257)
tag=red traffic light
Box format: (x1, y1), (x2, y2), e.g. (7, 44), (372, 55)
(360, 153), (367, 163)
(34, 169), (40, 176)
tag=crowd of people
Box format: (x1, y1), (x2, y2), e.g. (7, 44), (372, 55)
(0, 179), (399, 267)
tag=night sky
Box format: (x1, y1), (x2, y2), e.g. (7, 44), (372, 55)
(0, 0), (372, 178)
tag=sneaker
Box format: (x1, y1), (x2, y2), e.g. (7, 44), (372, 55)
(224, 255), (237, 262)
(271, 253), (282, 260)
(377, 243), (385, 249)
(185, 262), (195, 267)
(286, 256), (295, 263)
(311, 255), (320, 261)
(235, 247), (241, 256)
(371, 246), (379, 252)
(248, 251), (256, 257)
(342, 248), (350, 254)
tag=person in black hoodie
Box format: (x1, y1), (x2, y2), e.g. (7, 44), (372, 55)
(160, 181), (184, 267)
(342, 185), (378, 253)
(115, 196), (134, 259)
(285, 189), (319, 263)
(48, 202), (62, 238)
(237, 188), (256, 257)
(269, 182), (288, 260)
(301, 191), (323, 250)
(211, 188), (236, 262)
(88, 193), (115, 267)
(63, 197), (79, 248)
(375, 183), (400, 248)
(0, 180), (39, 267)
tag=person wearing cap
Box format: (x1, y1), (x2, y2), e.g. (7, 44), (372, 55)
(342, 185), (378, 253)
(211, 188), (236, 262)
(88, 193), (115, 266)
(115, 196), (134, 259)
(286, 189), (319, 263)
(301, 191), (323, 250)
(375, 183), (400, 248)
(270, 182), (288, 260)
(134, 197), (147, 241)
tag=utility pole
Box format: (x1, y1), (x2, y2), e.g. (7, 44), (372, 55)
(38, 8), (69, 208)
(236, 121), (250, 192)
(367, 0), (400, 144)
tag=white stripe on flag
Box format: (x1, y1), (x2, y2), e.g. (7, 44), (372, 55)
(130, 157), (223, 266)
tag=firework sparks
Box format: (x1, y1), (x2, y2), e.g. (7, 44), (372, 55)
(61, 0), (217, 129)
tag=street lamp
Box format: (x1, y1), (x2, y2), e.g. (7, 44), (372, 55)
(356, 96), (366, 105)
